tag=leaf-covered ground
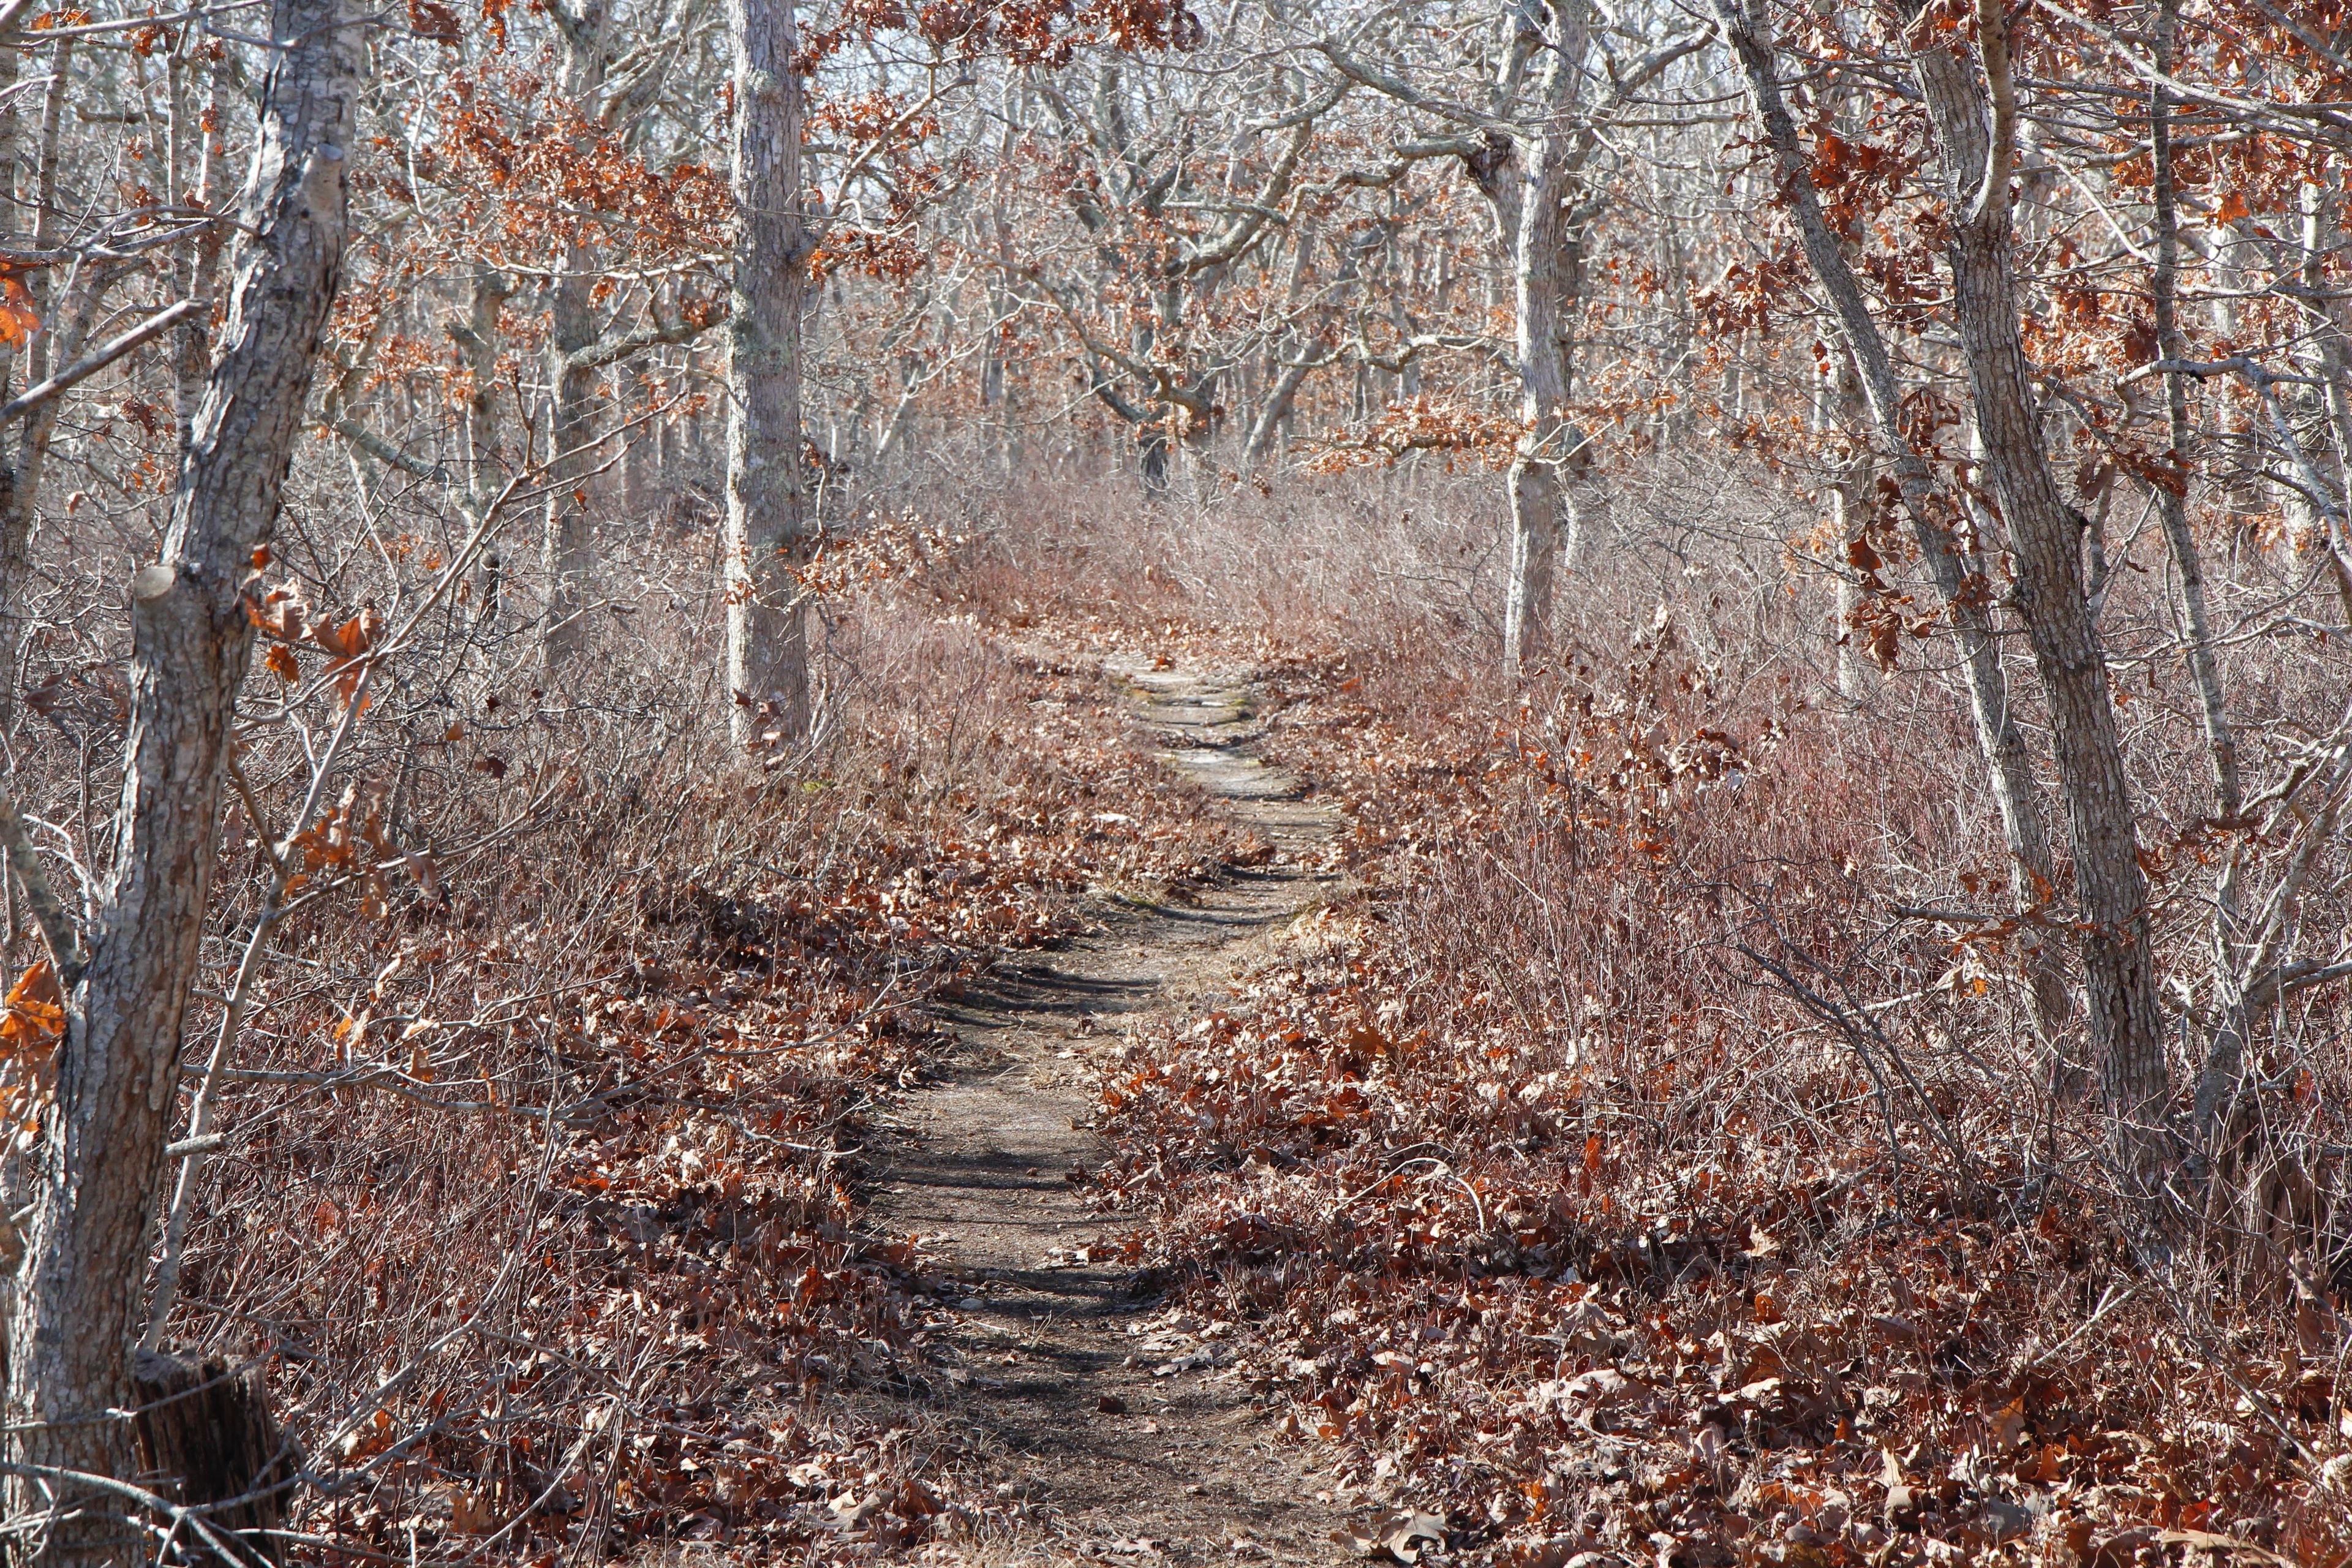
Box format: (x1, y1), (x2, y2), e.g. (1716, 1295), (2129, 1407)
(173, 600), (1258, 1560)
(1076, 635), (2352, 1568)
(164, 514), (2352, 1567)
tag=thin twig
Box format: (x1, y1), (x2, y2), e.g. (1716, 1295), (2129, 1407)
(0, 300), (203, 424)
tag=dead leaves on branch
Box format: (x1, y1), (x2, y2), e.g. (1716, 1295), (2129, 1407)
(370, 66), (731, 265)
(0, 264), (42, 347)
(814, 0), (1204, 69)
(247, 579), (382, 706)
(0, 960), (64, 1140)
(788, 510), (968, 600)
(1305, 398), (1532, 474)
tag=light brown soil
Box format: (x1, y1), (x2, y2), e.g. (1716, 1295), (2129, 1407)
(869, 662), (1353, 1565)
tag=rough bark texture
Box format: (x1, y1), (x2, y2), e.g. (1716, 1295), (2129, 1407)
(1335, 7), (1705, 673)
(1913, 45), (2170, 1173)
(723, 0), (815, 744)
(461, 267), (512, 506)
(1243, 355), (1318, 466)
(1, 0), (357, 1549)
(166, 43), (224, 460)
(459, 270), (514, 624)
(1711, 0), (2072, 1052)
(1826, 365), (1877, 701)
(0, 36), (78, 729)
(130, 1351), (293, 1563)
(537, 4), (609, 671)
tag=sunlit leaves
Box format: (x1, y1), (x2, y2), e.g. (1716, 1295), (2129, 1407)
(0, 962), (65, 1139)
(0, 267), (41, 348)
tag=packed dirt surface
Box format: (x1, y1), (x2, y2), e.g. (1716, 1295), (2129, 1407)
(869, 662), (1349, 1564)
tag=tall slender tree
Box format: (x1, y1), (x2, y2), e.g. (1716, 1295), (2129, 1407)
(725, 0), (815, 743)
(1910, 6), (2171, 1177)
(1315, 0), (1706, 671)
(1709, 0), (2073, 1053)
(1, 0), (361, 1545)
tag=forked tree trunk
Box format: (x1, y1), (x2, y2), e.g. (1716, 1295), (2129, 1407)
(1913, 40), (2171, 1177)
(1243, 355), (1317, 466)
(2, 0), (358, 1550)
(1711, 0), (2073, 1057)
(723, 0), (815, 744)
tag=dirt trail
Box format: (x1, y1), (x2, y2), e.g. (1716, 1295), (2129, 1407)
(870, 662), (1349, 1564)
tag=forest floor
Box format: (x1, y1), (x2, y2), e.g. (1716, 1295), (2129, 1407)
(235, 558), (2338, 1567)
(867, 660), (1353, 1563)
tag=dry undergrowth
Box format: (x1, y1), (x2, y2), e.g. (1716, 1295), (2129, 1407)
(141, 580), (1250, 1562)
(56, 470), (2352, 1568)
(830, 473), (2352, 1568)
(1079, 628), (2352, 1568)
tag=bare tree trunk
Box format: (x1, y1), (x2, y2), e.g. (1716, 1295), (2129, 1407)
(657, 350), (684, 490)
(2147, 27), (2239, 829)
(1824, 342), (1875, 699)
(460, 266), (511, 506)
(2301, 179), (2352, 617)
(1504, 459), (1564, 669)
(1243, 356), (1317, 466)
(130, 1350), (292, 1562)
(2141, 0), (2250, 1150)
(166, 36), (224, 459)
(1830, 483), (1876, 701)
(2, 0), (358, 1549)
(0, 28), (17, 265)
(723, 0), (813, 744)
(453, 267), (513, 623)
(1500, 0), (1590, 675)
(541, 250), (601, 668)
(537, 4), (612, 671)
(622, 396), (653, 518)
(2310, 179), (2352, 584)
(1139, 425), (1170, 494)
(1914, 37), (2170, 1176)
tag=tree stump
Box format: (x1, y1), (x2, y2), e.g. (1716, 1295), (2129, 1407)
(130, 1350), (295, 1565)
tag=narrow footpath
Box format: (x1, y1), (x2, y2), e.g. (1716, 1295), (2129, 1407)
(869, 661), (1349, 1564)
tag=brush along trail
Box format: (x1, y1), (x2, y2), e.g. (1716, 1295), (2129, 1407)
(870, 660), (1349, 1564)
